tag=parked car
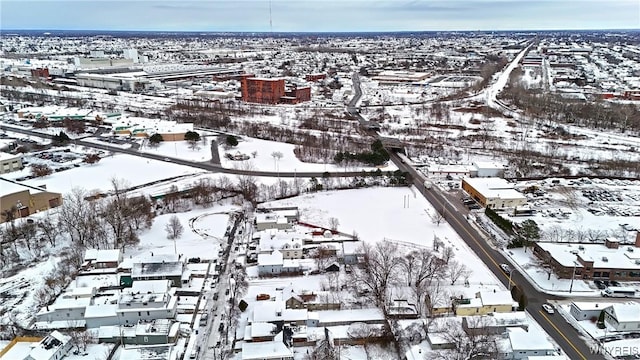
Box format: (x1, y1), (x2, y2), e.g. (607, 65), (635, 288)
(542, 303), (555, 314)
(256, 293), (271, 301)
(610, 280), (621, 287)
(594, 280), (606, 290)
(499, 263), (511, 274)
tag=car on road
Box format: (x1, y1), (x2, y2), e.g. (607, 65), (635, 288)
(542, 303), (555, 314)
(499, 263), (511, 274)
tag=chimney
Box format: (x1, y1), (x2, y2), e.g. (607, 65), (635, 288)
(605, 238), (619, 249)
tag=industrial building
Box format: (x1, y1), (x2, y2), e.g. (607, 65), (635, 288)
(533, 234), (640, 281)
(461, 177), (527, 209)
(0, 178), (62, 223)
(0, 152), (23, 174)
(111, 117), (193, 140)
(240, 75), (311, 104)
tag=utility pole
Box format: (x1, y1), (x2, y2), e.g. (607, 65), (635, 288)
(569, 261), (577, 293)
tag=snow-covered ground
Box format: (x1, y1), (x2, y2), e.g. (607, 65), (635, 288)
(128, 204), (238, 261)
(138, 137), (214, 162)
(218, 136), (398, 173)
(17, 153), (205, 194)
(505, 248), (597, 295)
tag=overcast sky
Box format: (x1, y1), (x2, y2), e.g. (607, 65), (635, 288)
(2, 0), (639, 32)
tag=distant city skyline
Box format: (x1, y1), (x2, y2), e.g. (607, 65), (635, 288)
(2, 0), (639, 32)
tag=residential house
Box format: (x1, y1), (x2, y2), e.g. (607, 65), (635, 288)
(241, 332), (293, 360)
(462, 312), (529, 336)
(258, 251), (284, 276)
(255, 213), (293, 231)
(603, 302), (640, 331)
(455, 290), (518, 316)
(243, 322), (278, 343)
(24, 331), (72, 360)
(252, 301), (309, 327)
(569, 302), (605, 321)
(496, 328), (557, 359)
(427, 332), (455, 350)
(83, 249), (123, 269)
(117, 280), (178, 325)
(35, 290), (92, 324)
(283, 288), (341, 311)
(98, 319), (179, 345)
(340, 241), (365, 265)
(130, 254), (184, 286)
(258, 230), (304, 259)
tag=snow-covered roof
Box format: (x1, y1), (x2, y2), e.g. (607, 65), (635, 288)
(84, 249), (121, 263)
(571, 302), (607, 311)
(507, 328), (555, 351)
(250, 322), (277, 338)
(473, 161), (505, 170)
(463, 177), (526, 200)
(478, 290), (515, 306)
(131, 279), (171, 294)
(258, 251), (284, 266)
(606, 302), (640, 323)
(258, 230), (303, 253)
(131, 257), (183, 278)
(84, 304), (118, 319)
(0, 152), (20, 162)
(252, 301), (307, 323)
(316, 308), (385, 324)
(27, 331), (71, 360)
(241, 340), (293, 360)
(537, 242), (640, 269)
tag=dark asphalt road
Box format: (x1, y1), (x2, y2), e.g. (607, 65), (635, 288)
(391, 152), (600, 360)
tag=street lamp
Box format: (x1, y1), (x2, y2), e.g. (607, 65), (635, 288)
(569, 261), (578, 293)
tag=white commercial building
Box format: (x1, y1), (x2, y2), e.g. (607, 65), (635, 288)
(462, 177), (527, 209)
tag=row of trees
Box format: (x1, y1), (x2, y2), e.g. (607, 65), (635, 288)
(349, 241), (469, 318)
(333, 139), (390, 166)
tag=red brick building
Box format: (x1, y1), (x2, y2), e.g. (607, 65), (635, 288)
(240, 76), (285, 104)
(240, 75), (311, 104)
(305, 73), (326, 82)
(31, 68), (50, 78)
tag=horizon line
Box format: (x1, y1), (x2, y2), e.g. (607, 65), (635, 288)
(2, 28), (640, 34)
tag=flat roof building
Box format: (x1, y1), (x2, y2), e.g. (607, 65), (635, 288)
(462, 177), (527, 209)
(533, 234), (640, 281)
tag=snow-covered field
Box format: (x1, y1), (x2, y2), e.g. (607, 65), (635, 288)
(19, 153), (205, 194)
(128, 204), (238, 261)
(218, 136), (398, 173)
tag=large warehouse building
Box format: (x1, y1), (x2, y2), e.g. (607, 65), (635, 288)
(461, 177), (527, 209)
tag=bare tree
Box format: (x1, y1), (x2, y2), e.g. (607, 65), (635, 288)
(430, 317), (497, 360)
(348, 241), (400, 310)
(235, 162), (258, 204)
(188, 140), (201, 151)
(399, 249), (448, 317)
(447, 260), (470, 285)
(165, 215), (184, 240)
(329, 217), (340, 231)
(271, 151), (284, 171)
(37, 213), (60, 247)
